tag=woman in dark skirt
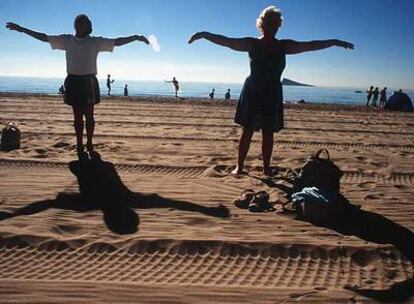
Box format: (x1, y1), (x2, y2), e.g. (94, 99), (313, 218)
(6, 15), (150, 158)
(189, 6), (354, 176)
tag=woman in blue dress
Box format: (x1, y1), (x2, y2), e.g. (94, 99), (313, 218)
(189, 6), (353, 176)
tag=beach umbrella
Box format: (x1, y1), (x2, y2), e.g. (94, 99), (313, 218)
(384, 92), (413, 112)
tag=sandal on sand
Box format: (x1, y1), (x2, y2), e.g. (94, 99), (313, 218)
(234, 189), (255, 209)
(249, 191), (275, 212)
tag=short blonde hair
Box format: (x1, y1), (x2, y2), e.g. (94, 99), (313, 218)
(256, 6), (283, 34)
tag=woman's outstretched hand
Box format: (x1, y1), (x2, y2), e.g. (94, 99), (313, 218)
(188, 32), (206, 44)
(335, 40), (354, 49)
(6, 22), (23, 32)
(136, 35), (149, 45)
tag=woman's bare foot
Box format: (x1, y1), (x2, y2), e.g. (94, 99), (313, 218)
(76, 145), (88, 161)
(263, 166), (277, 177)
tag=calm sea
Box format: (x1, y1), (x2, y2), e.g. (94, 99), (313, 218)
(0, 76), (412, 105)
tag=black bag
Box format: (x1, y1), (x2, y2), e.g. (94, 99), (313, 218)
(292, 149), (343, 195)
(1, 123), (21, 152)
(285, 150), (355, 226)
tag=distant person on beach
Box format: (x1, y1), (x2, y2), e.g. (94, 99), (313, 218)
(124, 84), (128, 97)
(165, 77), (179, 97)
(379, 87), (387, 107)
(372, 87), (379, 107)
(189, 6), (354, 176)
(209, 88), (215, 99)
(366, 86), (374, 106)
(58, 84), (65, 95)
(379, 87), (387, 108)
(6, 15), (149, 158)
(106, 74), (115, 96)
(225, 88), (231, 100)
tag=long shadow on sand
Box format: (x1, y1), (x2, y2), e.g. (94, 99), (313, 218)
(256, 175), (414, 301)
(257, 176), (414, 260)
(0, 155), (230, 235)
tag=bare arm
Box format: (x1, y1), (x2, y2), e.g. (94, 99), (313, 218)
(115, 35), (149, 46)
(6, 22), (48, 42)
(281, 39), (354, 55)
(188, 31), (253, 52)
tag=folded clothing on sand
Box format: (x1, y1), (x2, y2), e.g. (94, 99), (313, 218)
(291, 187), (339, 225)
(291, 187), (338, 206)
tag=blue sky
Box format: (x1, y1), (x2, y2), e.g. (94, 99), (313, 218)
(0, 0), (413, 89)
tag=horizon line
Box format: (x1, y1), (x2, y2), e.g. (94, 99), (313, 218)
(0, 74), (413, 91)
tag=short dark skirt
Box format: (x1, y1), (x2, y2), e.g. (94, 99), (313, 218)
(64, 74), (100, 107)
(235, 76), (284, 132)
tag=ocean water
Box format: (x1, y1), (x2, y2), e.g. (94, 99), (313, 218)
(0, 76), (412, 106)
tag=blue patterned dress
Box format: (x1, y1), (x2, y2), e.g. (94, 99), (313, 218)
(235, 39), (286, 132)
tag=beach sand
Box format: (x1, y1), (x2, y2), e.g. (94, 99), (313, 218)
(1, 93), (413, 303)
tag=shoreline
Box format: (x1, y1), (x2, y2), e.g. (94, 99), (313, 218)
(0, 91), (392, 112)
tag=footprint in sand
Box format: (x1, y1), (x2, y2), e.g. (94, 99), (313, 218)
(34, 148), (48, 155)
(350, 249), (381, 268)
(202, 165), (231, 177)
(364, 192), (384, 200)
(53, 141), (70, 149)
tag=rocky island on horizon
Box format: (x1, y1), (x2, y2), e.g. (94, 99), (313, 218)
(282, 78), (314, 87)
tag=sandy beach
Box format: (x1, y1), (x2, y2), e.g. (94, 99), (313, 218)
(1, 93), (414, 303)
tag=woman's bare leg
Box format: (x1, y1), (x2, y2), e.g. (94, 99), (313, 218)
(72, 106), (84, 152)
(232, 128), (254, 175)
(262, 129), (274, 176)
(84, 104), (95, 152)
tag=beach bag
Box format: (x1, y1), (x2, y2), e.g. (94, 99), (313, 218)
(292, 149), (343, 194)
(1, 123), (21, 151)
(287, 149), (343, 225)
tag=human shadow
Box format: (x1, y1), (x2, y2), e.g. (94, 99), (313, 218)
(0, 155), (230, 234)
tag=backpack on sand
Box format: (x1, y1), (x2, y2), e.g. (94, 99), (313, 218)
(1, 123), (21, 152)
(288, 149), (344, 225)
(292, 149), (343, 194)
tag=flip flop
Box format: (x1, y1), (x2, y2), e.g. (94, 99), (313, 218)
(233, 189), (255, 209)
(249, 191), (275, 212)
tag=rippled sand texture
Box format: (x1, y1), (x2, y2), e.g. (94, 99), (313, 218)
(1, 93), (414, 303)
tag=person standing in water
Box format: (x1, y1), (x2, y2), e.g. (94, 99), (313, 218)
(189, 6), (353, 176)
(379, 87), (387, 108)
(165, 77), (180, 98)
(6, 15), (149, 158)
(225, 88), (231, 100)
(124, 84), (129, 97)
(366, 86), (374, 106)
(106, 74), (115, 96)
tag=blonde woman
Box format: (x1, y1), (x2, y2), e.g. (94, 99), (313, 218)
(189, 6), (353, 176)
